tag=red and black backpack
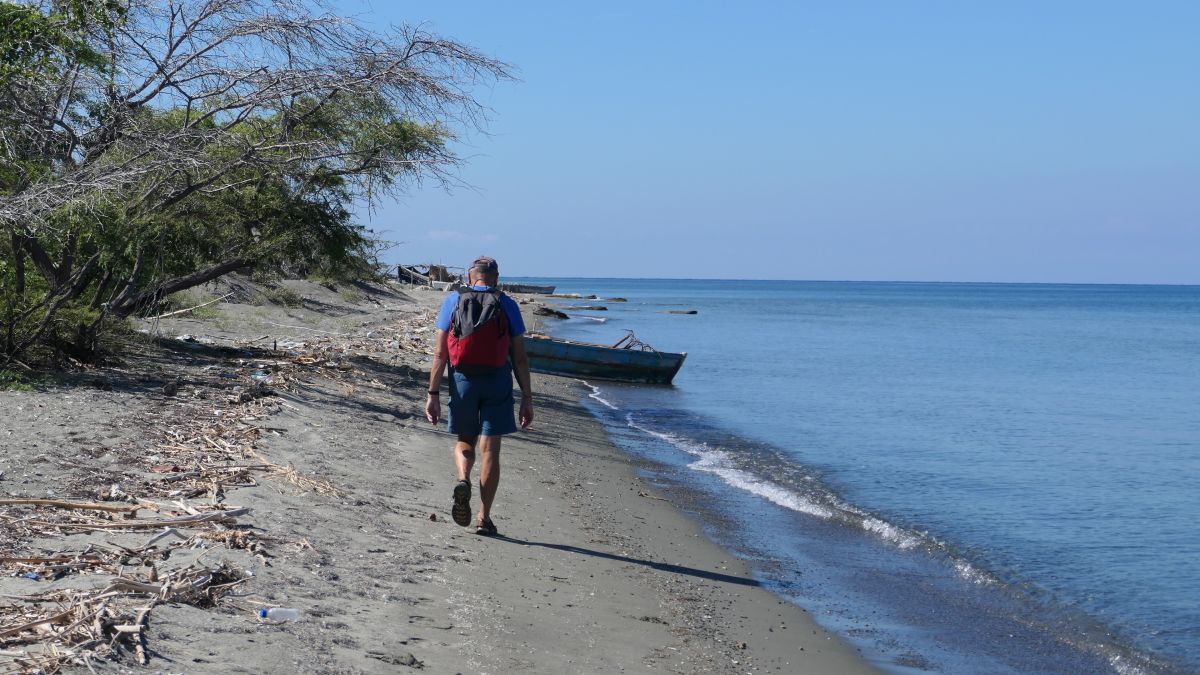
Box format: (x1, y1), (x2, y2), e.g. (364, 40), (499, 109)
(447, 289), (511, 373)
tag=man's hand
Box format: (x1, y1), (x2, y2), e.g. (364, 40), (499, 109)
(425, 394), (441, 425)
(519, 394), (533, 429)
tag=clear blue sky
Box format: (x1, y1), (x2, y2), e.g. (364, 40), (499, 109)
(345, 1), (1199, 283)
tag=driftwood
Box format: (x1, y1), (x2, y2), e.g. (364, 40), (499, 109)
(533, 306), (569, 320)
(146, 293), (234, 320)
(665, 309), (698, 315)
(28, 507), (249, 530)
(0, 499), (139, 514)
(0, 295), (438, 669)
(571, 305), (608, 311)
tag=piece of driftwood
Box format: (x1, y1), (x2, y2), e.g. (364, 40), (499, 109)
(0, 499), (139, 514)
(0, 608), (75, 639)
(533, 306), (569, 319)
(147, 293), (234, 320)
(42, 507), (249, 531)
(665, 309), (698, 315)
(571, 305), (608, 311)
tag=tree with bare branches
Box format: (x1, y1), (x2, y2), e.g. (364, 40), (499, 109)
(0, 0), (511, 362)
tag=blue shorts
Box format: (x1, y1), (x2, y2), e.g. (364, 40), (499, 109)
(447, 363), (518, 437)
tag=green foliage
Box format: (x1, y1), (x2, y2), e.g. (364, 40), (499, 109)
(338, 286), (366, 304)
(0, 368), (39, 390)
(260, 286), (304, 309)
(0, 1), (498, 364)
(0, 1), (121, 84)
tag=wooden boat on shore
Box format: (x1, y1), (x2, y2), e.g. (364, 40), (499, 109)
(499, 282), (556, 294)
(523, 333), (686, 384)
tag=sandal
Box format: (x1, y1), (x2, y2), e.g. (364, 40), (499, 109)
(451, 480), (472, 527)
(474, 518), (499, 537)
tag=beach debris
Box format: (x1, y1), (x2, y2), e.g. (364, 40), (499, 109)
(237, 380), (273, 403)
(611, 331), (656, 351)
(258, 607), (302, 622)
(605, 297), (628, 302)
(366, 650), (423, 668)
(533, 306), (569, 319)
(548, 293), (582, 299)
(571, 305), (608, 311)
(0, 562), (247, 669)
(637, 491), (668, 502)
(664, 309), (698, 315)
(1, 304), (441, 671)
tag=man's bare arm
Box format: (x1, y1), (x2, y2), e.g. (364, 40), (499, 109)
(510, 335), (534, 428)
(425, 329), (450, 424)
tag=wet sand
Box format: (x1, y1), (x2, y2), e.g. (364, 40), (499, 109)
(0, 277), (875, 673)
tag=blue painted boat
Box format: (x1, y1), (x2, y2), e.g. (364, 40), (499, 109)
(523, 334), (686, 384)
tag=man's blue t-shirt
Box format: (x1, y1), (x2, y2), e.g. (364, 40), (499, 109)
(436, 285), (526, 336)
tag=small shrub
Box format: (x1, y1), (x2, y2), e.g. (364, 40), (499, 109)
(338, 286), (366, 304)
(0, 369), (52, 391)
(306, 274), (339, 291)
(262, 286), (304, 308)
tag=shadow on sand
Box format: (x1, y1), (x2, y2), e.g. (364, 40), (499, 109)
(492, 535), (761, 588)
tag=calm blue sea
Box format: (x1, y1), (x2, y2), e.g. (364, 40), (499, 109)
(518, 278), (1200, 674)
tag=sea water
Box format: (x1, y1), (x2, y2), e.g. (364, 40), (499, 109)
(520, 279), (1200, 674)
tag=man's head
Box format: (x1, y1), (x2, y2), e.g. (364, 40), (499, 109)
(467, 255), (500, 286)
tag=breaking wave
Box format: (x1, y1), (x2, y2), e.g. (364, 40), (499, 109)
(622, 411), (991, 584)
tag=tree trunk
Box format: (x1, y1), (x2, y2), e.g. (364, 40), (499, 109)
(3, 253), (100, 364)
(10, 233), (26, 297)
(109, 257), (254, 317)
(89, 270), (113, 309)
(22, 235), (61, 290)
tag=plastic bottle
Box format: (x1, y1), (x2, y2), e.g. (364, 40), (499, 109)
(258, 607), (301, 622)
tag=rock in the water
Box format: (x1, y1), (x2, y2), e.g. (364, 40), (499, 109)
(533, 306), (569, 319)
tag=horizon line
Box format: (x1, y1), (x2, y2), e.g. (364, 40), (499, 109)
(498, 275), (1200, 288)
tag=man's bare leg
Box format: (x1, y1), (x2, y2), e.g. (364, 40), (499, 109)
(454, 435), (478, 482)
(477, 435), (502, 524)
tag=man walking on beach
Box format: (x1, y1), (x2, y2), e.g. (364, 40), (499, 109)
(425, 256), (533, 535)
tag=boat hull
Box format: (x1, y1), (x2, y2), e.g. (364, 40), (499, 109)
(523, 336), (686, 385)
(500, 283), (556, 294)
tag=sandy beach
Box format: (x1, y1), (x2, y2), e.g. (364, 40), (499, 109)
(1, 277), (874, 674)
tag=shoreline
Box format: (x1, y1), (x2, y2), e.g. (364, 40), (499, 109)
(1, 277), (874, 673)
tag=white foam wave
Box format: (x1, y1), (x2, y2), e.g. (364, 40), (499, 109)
(579, 316), (608, 323)
(622, 414), (990, 566)
(952, 558), (993, 586)
(862, 516), (922, 550)
(625, 415), (834, 519)
(691, 452), (837, 519)
(580, 381), (618, 410)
